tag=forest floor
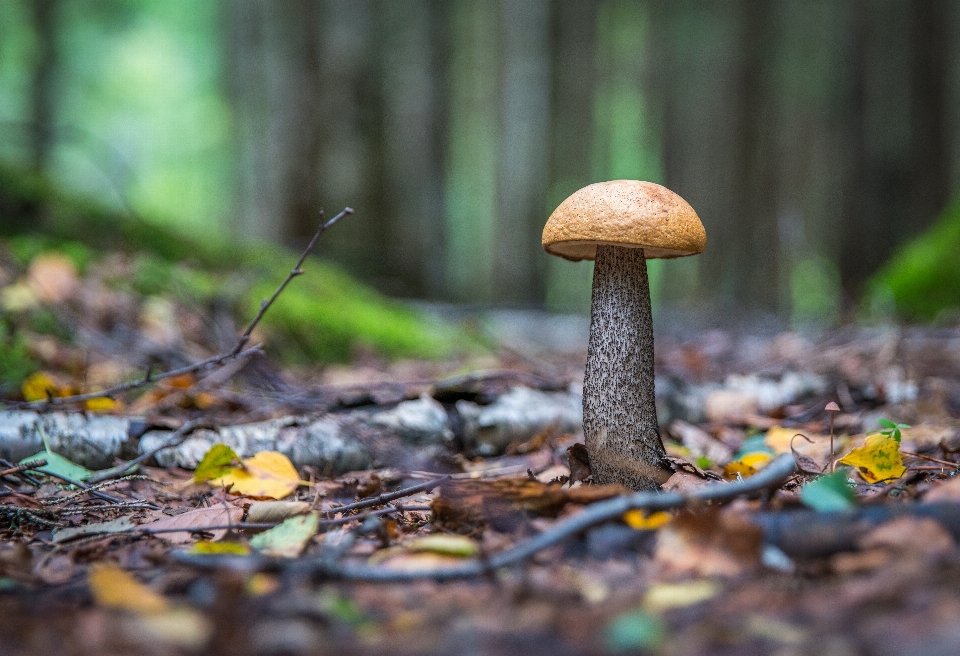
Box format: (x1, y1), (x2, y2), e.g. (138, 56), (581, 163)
(3, 247), (960, 655)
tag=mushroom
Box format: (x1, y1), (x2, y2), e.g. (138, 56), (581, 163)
(542, 180), (706, 490)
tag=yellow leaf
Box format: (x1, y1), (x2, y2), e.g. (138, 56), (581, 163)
(643, 580), (720, 613)
(723, 452), (772, 479)
(85, 396), (121, 413)
(211, 451), (301, 499)
(837, 433), (906, 484)
(623, 510), (672, 530)
(190, 541), (251, 556)
(21, 371), (60, 402)
(404, 534), (479, 558)
(88, 563), (169, 615)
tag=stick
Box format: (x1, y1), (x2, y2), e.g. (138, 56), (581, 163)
(12, 208), (353, 409)
(322, 477), (448, 517)
(172, 454), (797, 581)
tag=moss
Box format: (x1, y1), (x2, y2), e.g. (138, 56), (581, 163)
(867, 197), (960, 321)
(0, 322), (36, 394)
(0, 162), (476, 363)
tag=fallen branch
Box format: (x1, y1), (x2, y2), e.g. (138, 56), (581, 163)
(11, 207), (353, 410)
(171, 454), (797, 581)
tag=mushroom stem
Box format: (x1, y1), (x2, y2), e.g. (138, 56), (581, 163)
(583, 245), (670, 490)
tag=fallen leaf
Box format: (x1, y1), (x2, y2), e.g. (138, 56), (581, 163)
(642, 580), (720, 613)
(190, 541), (251, 556)
(654, 509), (763, 577)
(837, 433), (906, 483)
(140, 505), (243, 544)
(88, 563), (169, 615)
(723, 452), (772, 479)
(21, 449), (92, 483)
(84, 396), (122, 413)
(21, 371), (74, 402)
(623, 510), (672, 530)
(193, 444), (241, 483)
(246, 500), (312, 523)
(211, 451), (301, 499)
(404, 534), (479, 558)
(604, 610), (665, 653)
(249, 513), (319, 557)
(799, 470), (856, 511)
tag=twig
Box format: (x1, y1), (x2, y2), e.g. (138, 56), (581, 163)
(902, 451), (957, 469)
(172, 454), (797, 581)
(12, 208), (353, 409)
(234, 207), (352, 354)
(323, 477), (447, 517)
(133, 505), (432, 537)
(0, 459), (47, 478)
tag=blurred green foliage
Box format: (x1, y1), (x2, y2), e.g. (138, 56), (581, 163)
(0, 164), (472, 368)
(867, 196), (960, 321)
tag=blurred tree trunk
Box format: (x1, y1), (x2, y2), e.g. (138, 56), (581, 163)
(494, 0), (551, 305)
(376, 0), (447, 298)
(225, 0), (324, 244)
(543, 0), (600, 313)
(838, 0), (951, 303)
(29, 0), (59, 176)
(443, 1), (499, 302)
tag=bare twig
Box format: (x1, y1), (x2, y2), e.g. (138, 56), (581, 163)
(322, 477), (447, 517)
(172, 454), (797, 581)
(12, 208), (353, 409)
(0, 459), (47, 479)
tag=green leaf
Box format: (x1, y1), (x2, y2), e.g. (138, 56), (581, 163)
(604, 609), (666, 653)
(249, 513), (319, 558)
(800, 470), (856, 511)
(21, 450), (92, 483)
(193, 444), (241, 483)
(695, 455), (713, 471)
(878, 418), (897, 430)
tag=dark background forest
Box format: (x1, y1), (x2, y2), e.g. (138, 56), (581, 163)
(2, 0), (959, 325)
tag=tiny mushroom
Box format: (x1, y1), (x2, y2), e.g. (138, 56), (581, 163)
(542, 180), (706, 490)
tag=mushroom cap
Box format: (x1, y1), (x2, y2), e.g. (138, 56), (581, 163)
(542, 180), (706, 261)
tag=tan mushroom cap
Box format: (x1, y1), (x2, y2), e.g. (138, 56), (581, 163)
(542, 180), (706, 261)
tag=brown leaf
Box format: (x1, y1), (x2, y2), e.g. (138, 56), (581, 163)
(140, 506), (243, 544)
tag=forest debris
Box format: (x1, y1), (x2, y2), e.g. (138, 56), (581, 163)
(754, 503), (960, 559)
(140, 505), (243, 543)
(924, 475), (960, 502)
(432, 477), (630, 534)
(456, 386), (581, 455)
(52, 516), (136, 543)
(836, 434), (906, 483)
(246, 500), (311, 523)
(667, 420), (733, 464)
(88, 563), (169, 614)
(642, 580), (720, 613)
(209, 451), (301, 499)
(249, 513), (319, 557)
(653, 508), (764, 577)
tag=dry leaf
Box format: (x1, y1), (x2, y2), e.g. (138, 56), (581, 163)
(141, 505), (243, 544)
(88, 563), (169, 615)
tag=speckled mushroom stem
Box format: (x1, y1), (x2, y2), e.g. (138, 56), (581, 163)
(583, 245), (671, 490)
